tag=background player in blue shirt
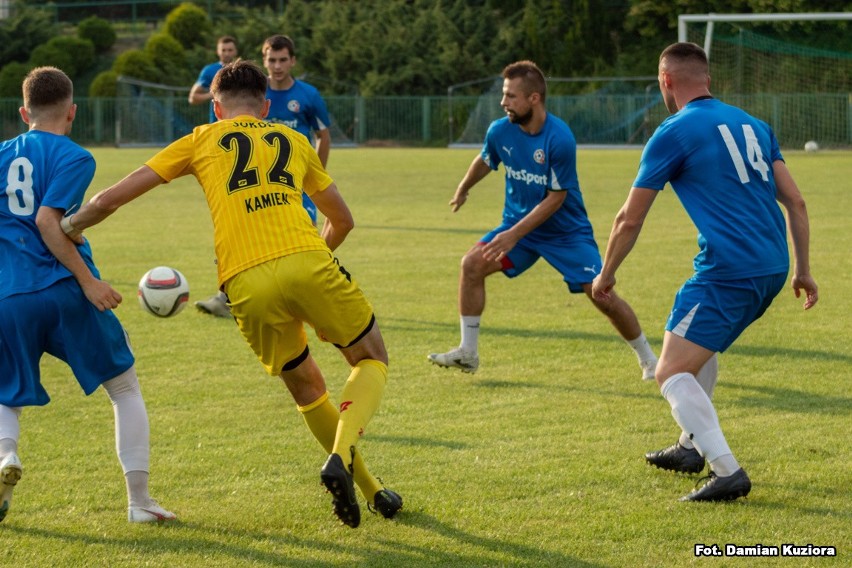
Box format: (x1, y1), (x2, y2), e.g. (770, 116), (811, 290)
(188, 35), (238, 123)
(428, 60), (657, 380)
(592, 42), (818, 502)
(0, 67), (174, 523)
(194, 34), (334, 318)
(263, 34), (332, 224)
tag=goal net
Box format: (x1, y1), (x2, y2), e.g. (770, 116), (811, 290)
(679, 12), (852, 148)
(448, 76), (659, 148)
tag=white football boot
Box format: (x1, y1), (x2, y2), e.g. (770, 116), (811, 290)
(0, 452), (22, 522)
(427, 348), (479, 374)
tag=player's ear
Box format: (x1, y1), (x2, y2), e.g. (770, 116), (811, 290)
(67, 103), (77, 123)
(260, 99), (271, 119)
(18, 106), (30, 125)
(213, 99), (223, 120)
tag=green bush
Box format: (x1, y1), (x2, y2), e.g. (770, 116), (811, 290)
(113, 50), (160, 83)
(145, 32), (192, 86)
(0, 5), (57, 65)
(163, 3), (211, 50)
(0, 61), (31, 98)
(77, 16), (116, 54)
(29, 37), (95, 78)
(89, 70), (118, 97)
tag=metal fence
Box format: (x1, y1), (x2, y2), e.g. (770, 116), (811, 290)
(0, 94), (848, 149)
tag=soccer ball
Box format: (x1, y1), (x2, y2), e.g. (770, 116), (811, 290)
(137, 266), (190, 318)
(804, 140), (819, 153)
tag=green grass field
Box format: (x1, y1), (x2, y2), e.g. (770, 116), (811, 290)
(4, 147), (850, 567)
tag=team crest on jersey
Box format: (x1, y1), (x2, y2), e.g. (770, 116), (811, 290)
(533, 149), (545, 164)
(287, 100), (300, 113)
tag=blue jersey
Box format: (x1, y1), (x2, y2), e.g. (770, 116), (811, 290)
(0, 131), (98, 301)
(266, 80), (331, 141)
(634, 98), (789, 280)
(195, 61), (223, 122)
(481, 114), (594, 240)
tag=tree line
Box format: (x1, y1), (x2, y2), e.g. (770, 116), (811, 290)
(6, 0), (851, 98)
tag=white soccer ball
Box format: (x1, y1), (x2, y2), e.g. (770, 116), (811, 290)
(804, 140), (819, 153)
(137, 266), (190, 318)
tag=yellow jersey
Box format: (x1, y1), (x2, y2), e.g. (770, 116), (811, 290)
(146, 115), (333, 285)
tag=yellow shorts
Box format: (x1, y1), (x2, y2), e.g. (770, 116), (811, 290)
(225, 251), (374, 375)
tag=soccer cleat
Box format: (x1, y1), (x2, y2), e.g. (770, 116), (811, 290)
(679, 468), (751, 502)
(0, 452), (22, 523)
(640, 358), (657, 381)
(645, 443), (706, 474)
(320, 453), (360, 528)
(194, 294), (231, 318)
(427, 348), (479, 374)
(369, 488), (403, 519)
(128, 500), (177, 523)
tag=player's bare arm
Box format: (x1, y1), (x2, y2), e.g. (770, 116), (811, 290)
(62, 166), (166, 238)
(311, 182), (354, 251)
(188, 83), (212, 105)
(36, 206), (122, 311)
(772, 159), (818, 309)
(450, 155), (491, 212)
(315, 128), (331, 168)
(481, 189), (566, 262)
(592, 186), (657, 301)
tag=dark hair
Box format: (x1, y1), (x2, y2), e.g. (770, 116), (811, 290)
(23, 66), (73, 110)
(659, 42), (708, 68)
(502, 60), (546, 102)
(218, 35), (238, 47)
(262, 34), (295, 57)
(210, 59), (267, 106)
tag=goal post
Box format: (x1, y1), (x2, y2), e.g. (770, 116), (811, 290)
(678, 12), (852, 148)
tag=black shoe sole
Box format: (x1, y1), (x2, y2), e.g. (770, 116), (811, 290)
(320, 455), (361, 528)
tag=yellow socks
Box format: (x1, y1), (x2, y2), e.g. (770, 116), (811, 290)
(333, 359), (387, 462)
(298, 390), (383, 500)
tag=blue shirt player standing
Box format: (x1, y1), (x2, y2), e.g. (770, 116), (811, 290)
(0, 66), (174, 523)
(592, 42), (818, 502)
(428, 60), (658, 380)
(188, 36), (238, 123)
(263, 34), (332, 225)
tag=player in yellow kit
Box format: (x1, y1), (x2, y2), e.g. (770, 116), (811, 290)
(61, 60), (401, 528)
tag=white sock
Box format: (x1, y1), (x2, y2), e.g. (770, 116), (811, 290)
(0, 405), (21, 458)
(217, 290), (228, 302)
(626, 332), (656, 363)
(103, 367), (151, 506)
(695, 354), (719, 399)
(459, 316), (481, 353)
(661, 373), (739, 475)
(676, 355), (719, 450)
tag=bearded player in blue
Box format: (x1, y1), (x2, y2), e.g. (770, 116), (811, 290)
(429, 60), (657, 380)
(592, 43), (818, 501)
(0, 67), (174, 523)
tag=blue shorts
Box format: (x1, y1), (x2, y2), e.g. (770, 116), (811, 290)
(302, 193), (318, 225)
(481, 223), (601, 293)
(0, 277), (135, 407)
(666, 273), (786, 353)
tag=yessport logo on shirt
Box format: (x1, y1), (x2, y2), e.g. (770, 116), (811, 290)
(533, 149), (545, 164)
(504, 164), (547, 185)
(287, 100), (301, 113)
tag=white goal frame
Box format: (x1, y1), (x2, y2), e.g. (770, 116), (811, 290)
(678, 12), (852, 60)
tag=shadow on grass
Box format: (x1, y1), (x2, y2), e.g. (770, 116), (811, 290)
(359, 224), (488, 236)
(384, 317), (628, 346)
(8, 515), (604, 567)
(727, 343), (852, 363)
(392, 317), (851, 367)
(367, 434), (469, 450)
(722, 381), (851, 414)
